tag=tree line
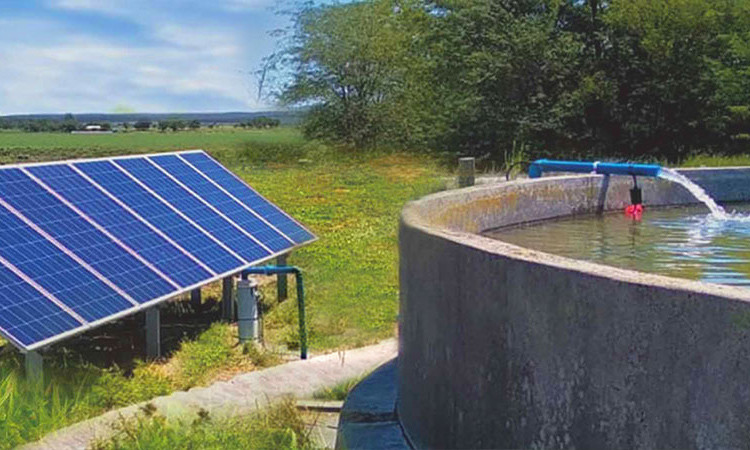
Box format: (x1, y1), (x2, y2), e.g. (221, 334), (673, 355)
(274, 0), (750, 162)
(0, 116), (281, 133)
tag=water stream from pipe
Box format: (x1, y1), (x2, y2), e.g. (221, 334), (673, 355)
(658, 168), (728, 219)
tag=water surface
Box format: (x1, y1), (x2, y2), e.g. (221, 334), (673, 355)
(486, 203), (750, 287)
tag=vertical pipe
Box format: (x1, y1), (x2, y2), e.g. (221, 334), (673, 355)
(277, 254), (288, 301)
(25, 351), (43, 383)
(145, 307), (161, 359)
(221, 276), (235, 321)
(458, 157), (476, 188)
(237, 279), (258, 343)
(296, 272), (307, 359)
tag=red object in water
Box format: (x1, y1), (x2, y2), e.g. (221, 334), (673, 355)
(625, 203), (644, 219)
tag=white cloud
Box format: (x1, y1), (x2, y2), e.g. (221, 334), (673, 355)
(0, 4), (283, 114)
(221, 0), (276, 11)
(46, 0), (275, 15)
(154, 24), (240, 56)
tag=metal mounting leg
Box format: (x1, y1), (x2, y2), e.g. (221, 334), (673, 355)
(25, 351), (43, 383)
(222, 276), (235, 321)
(277, 254), (288, 301)
(145, 307), (161, 359)
(190, 288), (201, 309)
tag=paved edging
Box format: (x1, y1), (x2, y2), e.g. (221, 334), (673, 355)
(22, 339), (397, 450)
(336, 358), (409, 450)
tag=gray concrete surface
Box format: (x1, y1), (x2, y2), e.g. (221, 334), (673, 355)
(297, 400), (343, 450)
(22, 339), (396, 450)
(399, 169), (750, 449)
(336, 359), (409, 450)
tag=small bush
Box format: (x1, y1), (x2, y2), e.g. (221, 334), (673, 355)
(242, 343), (280, 368)
(312, 375), (364, 401)
(173, 323), (235, 388)
(90, 363), (171, 409)
(92, 398), (314, 450)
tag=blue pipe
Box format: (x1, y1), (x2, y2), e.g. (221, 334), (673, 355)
(241, 265), (307, 359)
(528, 159), (662, 178)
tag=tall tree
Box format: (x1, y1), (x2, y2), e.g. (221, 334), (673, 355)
(279, 0), (425, 148)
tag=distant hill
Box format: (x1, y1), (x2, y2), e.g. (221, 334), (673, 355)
(0, 111), (303, 125)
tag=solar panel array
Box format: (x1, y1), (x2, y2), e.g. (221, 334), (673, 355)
(0, 150), (315, 351)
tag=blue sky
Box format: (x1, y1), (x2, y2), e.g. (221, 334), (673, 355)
(0, 0), (291, 114)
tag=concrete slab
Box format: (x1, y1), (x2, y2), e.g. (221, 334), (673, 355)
(336, 358), (409, 450)
(337, 422), (409, 450)
(302, 411), (340, 449)
(297, 399), (344, 413)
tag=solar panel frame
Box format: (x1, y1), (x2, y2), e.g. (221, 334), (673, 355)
(111, 158), (271, 263)
(0, 150), (316, 352)
(179, 151), (316, 244)
(153, 154), (296, 253)
(75, 160), (247, 274)
(0, 169), (178, 305)
(28, 164), (214, 288)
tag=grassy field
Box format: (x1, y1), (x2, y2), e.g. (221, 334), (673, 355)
(0, 128), (447, 447)
(681, 154), (750, 167)
(0, 128), (307, 162)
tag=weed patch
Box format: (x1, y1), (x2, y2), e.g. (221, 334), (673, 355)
(92, 398), (315, 450)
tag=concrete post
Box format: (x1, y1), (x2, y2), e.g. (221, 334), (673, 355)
(237, 279), (259, 343)
(190, 288), (201, 309)
(25, 351), (43, 383)
(222, 276), (235, 321)
(277, 254), (288, 301)
(145, 306), (161, 359)
(458, 157), (476, 187)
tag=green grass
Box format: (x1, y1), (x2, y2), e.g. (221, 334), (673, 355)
(0, 128), (447, 447)
(91, 398), (316, 450)
(681, 153), (750, 167)
(312, 375), (365, 401)
(0, 323), (281, 448)
(254, 153), (444, 350)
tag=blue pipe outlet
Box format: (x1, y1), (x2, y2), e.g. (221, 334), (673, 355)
(241, 265), (307, 359)
(528, 159), (662, 179)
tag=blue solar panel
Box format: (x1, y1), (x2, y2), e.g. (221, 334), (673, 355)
(0, 169), (176, 304)
(114, 158), (271, 262)
(181, 152), (315, 244)
(0, 150), (315, 351)
(0, 204), (133, 322)
(0, 265), (80, 347)
(28, 164), (212, 288)
(75, 160), (244, 275)
(150, 154), (294, 253)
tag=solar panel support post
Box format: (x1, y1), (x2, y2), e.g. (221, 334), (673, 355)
(145, 307), (161, 359)
(222, 276), (235, 321)
(277, 254), (288, 301)
(190, 288), (201, 310)
(25, 351), (43, 383)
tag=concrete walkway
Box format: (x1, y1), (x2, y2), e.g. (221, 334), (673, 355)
(22, 339), (397, 450)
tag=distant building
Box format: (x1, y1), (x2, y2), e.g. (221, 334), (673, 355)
(71, 123), (114, 135)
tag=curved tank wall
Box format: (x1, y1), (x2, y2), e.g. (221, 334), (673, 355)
(398, 168), (750, 449)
